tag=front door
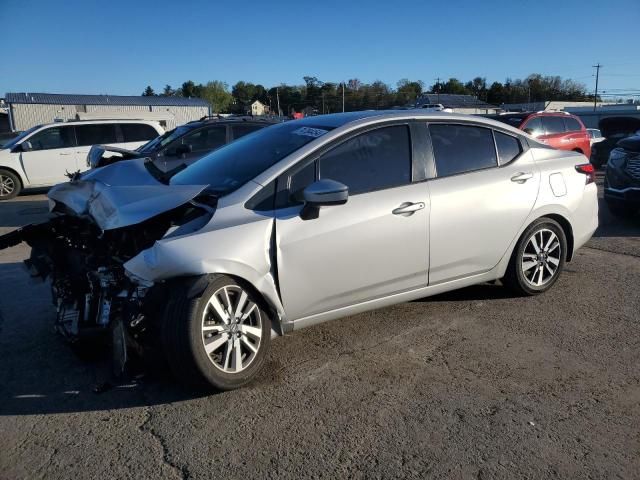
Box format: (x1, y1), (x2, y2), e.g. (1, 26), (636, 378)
(426, 123), (540, 284)
(275, 124), (430, 321)
(20, 126), (78, 186)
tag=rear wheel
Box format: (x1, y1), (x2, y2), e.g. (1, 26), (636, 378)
(0, 169), (21, 200)
(161, 275), (271, 390)
(503, 218), (567, 296)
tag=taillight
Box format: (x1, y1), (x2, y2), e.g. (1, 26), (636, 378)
(575, 163), (596, 185)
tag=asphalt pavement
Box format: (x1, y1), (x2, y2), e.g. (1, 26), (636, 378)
(0, 173), (639, 479)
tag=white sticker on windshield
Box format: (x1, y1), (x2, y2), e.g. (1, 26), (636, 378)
(292, 127), (329, 138)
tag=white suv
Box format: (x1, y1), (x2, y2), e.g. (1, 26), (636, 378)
(0, 120), (164, 199)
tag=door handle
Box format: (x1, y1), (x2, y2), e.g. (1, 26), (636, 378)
(392, 202), (425, 216)
(511, 172), (534, 183)
(60, 152), (73, 156)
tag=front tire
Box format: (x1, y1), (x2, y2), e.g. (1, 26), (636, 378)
(161, 275), (271, 390)
(0, 169), (21, 200)
(503, 218), (567, 296)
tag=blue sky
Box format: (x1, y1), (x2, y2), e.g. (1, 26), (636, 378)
(0, 0), (638, 97)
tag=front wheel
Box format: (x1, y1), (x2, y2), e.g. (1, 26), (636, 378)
(0, 169), (21, 200)
(161, 275), (271, 390)
(503, 218), (567, 296)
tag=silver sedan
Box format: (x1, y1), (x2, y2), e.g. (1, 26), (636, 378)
(6, 111), (599, 390)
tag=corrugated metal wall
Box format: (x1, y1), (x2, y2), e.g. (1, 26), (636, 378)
(10, 103), (210, 131)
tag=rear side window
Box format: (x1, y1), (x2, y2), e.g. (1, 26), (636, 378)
(318, 125), (412, 195)
(26, 126), (75, 150)
(232, 124), (263, 140)
(174, 126), (226, 153)
(76, 124), (119, 146)
(430, 124), (497, 177)
(542, 116), (566, 135)
(121, 123), (158, 142)
(494, 132), (522, 165)
(564, 117), (582, 132)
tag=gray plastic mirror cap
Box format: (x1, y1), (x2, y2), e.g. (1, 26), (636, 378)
(303, 179), (349, 205)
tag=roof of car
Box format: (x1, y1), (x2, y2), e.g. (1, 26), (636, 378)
(292, 110), (525, 134)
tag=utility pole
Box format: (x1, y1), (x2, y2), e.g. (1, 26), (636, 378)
(593, 63), (602, 112)
(322, 92), (325, 114)
(342, 82), (345, 112)
(435, 77), (441, 104)
(276, 88), (281, 117)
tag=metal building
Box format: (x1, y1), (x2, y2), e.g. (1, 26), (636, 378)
(5, 93), (211, 131)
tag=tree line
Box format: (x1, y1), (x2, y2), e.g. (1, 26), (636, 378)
(141, 73), (596, 115)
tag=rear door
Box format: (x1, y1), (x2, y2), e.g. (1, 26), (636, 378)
(275, 124), (430, 321)
(20, 126), (78, 185)
(426, 123), (540, 284)
(540, 116), (570, 151)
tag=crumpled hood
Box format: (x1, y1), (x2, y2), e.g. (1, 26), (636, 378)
(48, 159), (208, 230)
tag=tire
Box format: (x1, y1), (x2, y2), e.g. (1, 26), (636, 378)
(606, 200), (638, 219)
(503, 218), (567, 296)
(0, 169), (21, 200)
(161, 275), (271, 390)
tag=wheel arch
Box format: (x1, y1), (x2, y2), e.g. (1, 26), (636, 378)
(542, 213), (575, 261)
(166, 273), (285, 336)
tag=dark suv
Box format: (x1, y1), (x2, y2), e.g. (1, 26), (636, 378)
(88, 117), (280, 172)
(604, 135), (640, 217)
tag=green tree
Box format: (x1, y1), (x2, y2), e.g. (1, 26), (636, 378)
(142, 85), (155, 96)
(180, 80), (201, 98)
(161, 84), (175, 96)
(200, 81), (233, 113)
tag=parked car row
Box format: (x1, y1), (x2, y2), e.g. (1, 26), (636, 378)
(87, 117), (278, 172)
(0, 120), (163, 199)
(0, 110), (599, 390)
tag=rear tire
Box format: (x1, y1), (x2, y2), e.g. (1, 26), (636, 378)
(0, 169), (21, 200)
(503, 218), (567, 296)
(161, 275), (271, 390)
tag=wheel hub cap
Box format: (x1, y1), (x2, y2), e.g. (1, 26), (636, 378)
(521, 228), (561, 287)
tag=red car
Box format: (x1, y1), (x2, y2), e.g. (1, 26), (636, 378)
(485, 112), (591, 159)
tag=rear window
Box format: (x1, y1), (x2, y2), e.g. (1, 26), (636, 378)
(121, 123), (158, 142)
(76, 124), (119, 146)
(564, 117), (583, 132)
(542, 116), (566, 135)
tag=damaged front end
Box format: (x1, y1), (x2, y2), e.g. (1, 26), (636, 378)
(0, 160), (214, 375)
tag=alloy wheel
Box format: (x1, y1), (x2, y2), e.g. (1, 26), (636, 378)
(201, 285), (263, 373)
(0, 174), (15, 197)
(521, 228), (561, 287)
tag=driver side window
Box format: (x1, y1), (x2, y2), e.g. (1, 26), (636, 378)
(26, 127), (75, 151)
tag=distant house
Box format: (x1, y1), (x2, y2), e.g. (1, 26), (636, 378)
(4, 92), (211, 131)
(250, 100), (270, 116)
(413, 94), (498, 114)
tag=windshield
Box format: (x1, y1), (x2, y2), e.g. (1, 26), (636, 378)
(1, 125), (42, 150)
(137, 125), (194, 153)
(171, 122), (333, 194)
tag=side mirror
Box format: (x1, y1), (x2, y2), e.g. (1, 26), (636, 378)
(300, 179), (348, 220)
(20, 141), (33, 152)
(523, 128), (534, 135)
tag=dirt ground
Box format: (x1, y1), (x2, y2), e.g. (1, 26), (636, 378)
(1, 174), (639, 480)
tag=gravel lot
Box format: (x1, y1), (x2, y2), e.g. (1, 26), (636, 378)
(1, 173), (639, 480)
